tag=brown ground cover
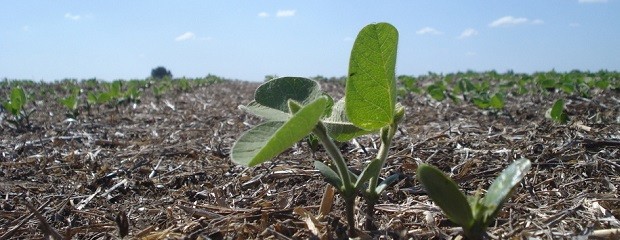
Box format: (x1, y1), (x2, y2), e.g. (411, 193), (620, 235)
(1, 80), (619, 239)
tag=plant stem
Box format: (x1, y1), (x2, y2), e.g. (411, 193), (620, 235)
(364, 122), (397, 230)
(312, 121), (357, 236)
(367, 123), (397, 197)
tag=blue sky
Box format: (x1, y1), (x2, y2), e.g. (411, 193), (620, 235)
(1, 1), (618, 82)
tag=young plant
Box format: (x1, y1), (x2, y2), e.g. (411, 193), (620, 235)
(3, 87), (33, 129)
(59, 86), (80, 119)
(547, 99), (569, 124)
(417, 158), (531, 240)
(231, 22), (402, 236)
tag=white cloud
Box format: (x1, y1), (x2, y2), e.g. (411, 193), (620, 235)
(175, 32), (195, 41)
(458, 28), (478, 39)
(64, 13), (81, 21)
(258, 12), (269, 18)
(489, 16), (528, 27)
(578, 0), (607, 3)
(276, 10), (296, 17)
(416, 27), (442, 35)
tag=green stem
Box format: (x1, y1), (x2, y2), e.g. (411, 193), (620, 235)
(367, 123), (397, 197)
(364, 123), (397, 231)
(312, 122), (353, 194)
(312, 121), (357, 236)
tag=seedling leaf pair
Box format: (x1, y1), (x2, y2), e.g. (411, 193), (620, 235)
(4, 87), (27, 116)
(417, 158), (531, 239)
(232, 96), (328, 167)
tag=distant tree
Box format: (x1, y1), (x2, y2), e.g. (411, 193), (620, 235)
(151, 66), (172, 79)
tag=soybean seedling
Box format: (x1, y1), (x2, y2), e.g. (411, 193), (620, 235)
(417, 158), (531, 240)
(3, 87), (33, 130)
(231, 22), (402, 236)
(547, 99), (569, 124)
(59, 86), (80, 119)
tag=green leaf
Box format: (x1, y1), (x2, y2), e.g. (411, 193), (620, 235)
(10, 87), (26, 109)
(239, 101), (291, 122)
(231, 96), (328, 167)
(478, 158), (531, 225)
(472, 97), (490, 109)
(255, 77), (324, 113)
(417, 164), (474, 228)
(346, 22), (398, 130)
(355, 159), (382, 190)
(427, 84), (446, 101)
(5, 88), (26, 116)
(98, 92), (111, 104)
(60, 95), (78, 111)
(489, 93), (504, 110)
(549, 99), (569, 124)
(323, 98), (373, 141)
(375, 173), (400, 195)
(87, 92), (98, 105)
(314, 161), (343, 190)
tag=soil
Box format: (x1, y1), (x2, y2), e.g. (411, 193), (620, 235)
(1, 80), (619, 239)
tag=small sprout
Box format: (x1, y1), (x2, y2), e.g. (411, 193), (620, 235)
(3, 87), (33, 129)
(427, 82), (447, 101)
(417, 158), (531, 240)
(547, 99), (569, 124)
(59, 94), (79, 119)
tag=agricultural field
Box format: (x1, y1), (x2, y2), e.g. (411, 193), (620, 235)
(1, 69), (619, 239)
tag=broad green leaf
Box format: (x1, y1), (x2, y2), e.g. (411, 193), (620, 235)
(98, 92), (111, 104)
(346, 22), (398, 130)
(255, 77), (324, 113)
(87, 92), (98, 105)
(314, 161), (343, 190)
(10, 87), (26, 109)
(355, 159), (382, 190)
(478, 158), (530, 224)
(240, 101), (291, 121)
(60, 95), (78, 110)
(427, 85), (446, 101)
(489, 93), (504, 110)
(375, 173), (400, 195)
(549, 99), (568, 124)
(231, 97), (328, 167)
(472, 97), (490, 109)
(417, 164), (474, 228)
(323, 98), (373, 141)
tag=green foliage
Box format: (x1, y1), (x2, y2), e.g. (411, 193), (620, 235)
(4, 87), (27, 117)
(346, 23), (398, 131)
(59, 92), (80, 118)
(177, 77), (191, 92)
(417, 159), (531, 240)
(472, 93), (504, 110)
(427, 81), (447, 101)
(3, 87), (32, 129)
(548, 99), (569, 124)
(231, 22), (403, 236)
(232, 96), (328, 167)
